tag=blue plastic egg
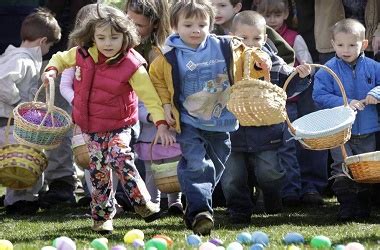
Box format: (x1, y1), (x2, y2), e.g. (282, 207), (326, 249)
(283, 232), (305, 245)
(334, 244), (346, 250)
(237, 232), (252, 245)
(186, 234), (202, 247)
(251, 231), (269, 246)
(249, 243), (264, 250)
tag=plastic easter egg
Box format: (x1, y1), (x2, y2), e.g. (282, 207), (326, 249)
(145, 238), (167, 250)
(41, 247), (57, 250)
(226, 242), (243, 250)
(153, 235), (173, 246)
(199, 242), (217, 250)
(215, 247), (225, 250)
(53, 236), (76, 250)
(310, 235), (331, 249)
(132, 239), (145, 248)
(124, 229), (144, 244)
(334, 244), (346, 250)
(251, 231), (269, 246)
(0, 240), (13, 250)
(345, 242), (365, 250)
(111, 245), (126, 250)
(186, 234), (202, 247)
(249, 243), (264, 250)
(90, 238), (108, 250)
(287, 245), (301, 250)
(283, 232), (305, 245)
(237, 232), (252, 245)
(209, 238), (224, 246)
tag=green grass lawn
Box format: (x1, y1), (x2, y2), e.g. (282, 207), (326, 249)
(1, 187), (380, 249)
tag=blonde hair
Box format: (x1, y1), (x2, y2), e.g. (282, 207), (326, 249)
(125, 0), (171, 48)
(257, 0), (288, 16)
(231, 10), (266, 34)
(332, 18), (366, 41)
(170, 0), (216, 31)
(69, 4), (140, 51)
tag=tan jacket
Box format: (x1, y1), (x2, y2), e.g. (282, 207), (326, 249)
(315, 0), (380, 53)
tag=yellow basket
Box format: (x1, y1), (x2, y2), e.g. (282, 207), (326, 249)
(227, 49), (287, 126)
(342, 146), (380, 183)
(13, 78), (73, 150)
(283, 64), (355, 150)
(0, 116), (48, 189)
(72, 125), (90, 170)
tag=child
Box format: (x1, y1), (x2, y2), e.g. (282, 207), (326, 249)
(42, 4), (175, 234)
(313, 18), (380, 221)
(0, 8), (61, 215)
(149, 0), (271, 235)
(257, 0), (312, 66)
(125, 0), (183, 215)
(211, 0), (242, 35)
(221, 10), (311, 223)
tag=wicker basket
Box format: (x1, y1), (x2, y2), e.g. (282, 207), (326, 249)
(227, 49), (287, 126)
(341, 146), (380, 183)
(72, 125), (90, 170)
(283, 64), (356, 150)
(13, 78), (73, 150)
(0, 116), (48, 189)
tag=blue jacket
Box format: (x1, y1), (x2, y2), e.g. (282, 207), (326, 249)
(313, 54), (380, 135)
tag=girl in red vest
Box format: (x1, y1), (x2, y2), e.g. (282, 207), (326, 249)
(42, 4), (175, 234)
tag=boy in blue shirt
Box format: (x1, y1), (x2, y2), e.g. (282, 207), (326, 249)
(313, 18), (380, 221)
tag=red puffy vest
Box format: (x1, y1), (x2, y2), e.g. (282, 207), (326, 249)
(72, 48), (145, 133)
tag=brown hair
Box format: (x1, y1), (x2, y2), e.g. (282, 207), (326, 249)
(69, 4), (140, 51)
(231, 10), (266, 33)
(124, 0), (171, 48)
(170, 0), (216, 31)
(230, 0), (243, 6)
(256, 0), (288, 16)
(332, 18), (366, 41)
(20, 7), (61, 43)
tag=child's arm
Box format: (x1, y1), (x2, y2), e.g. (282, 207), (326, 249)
(138, 101), (153, 124)
(59, 67), (75, 105)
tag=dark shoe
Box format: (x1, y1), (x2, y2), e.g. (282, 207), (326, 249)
(192, 211), (214, 236)
(263, 193), (283, 214)
(229, 213), (252, 224)
(134, 201), (162, 223)
(76, 196), (92, 207)
(282, 195), (301, 207)
(39, 180), (76, 209)
(0, 195), (4, 207)
(301, 192), (324, 206)
(5, 200), (39, 215)
(167, 204), (184, 216)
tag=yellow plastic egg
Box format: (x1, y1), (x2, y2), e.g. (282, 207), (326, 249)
(124, 229), (144, 244)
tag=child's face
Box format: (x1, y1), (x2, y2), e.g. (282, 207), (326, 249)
(175, 13), (210, 49)
(127, 9), (155, 41)
(262, 11), (288, 31)
(94, 24), (124, 58)
(232, 24), (267, 48)
(331, 32), (368, 64)
(211, 0), (241, 26)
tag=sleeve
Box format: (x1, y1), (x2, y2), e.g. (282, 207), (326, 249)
(294, 35), (313, 64)
(149, 56), (172, 104)
(367, 60), (380, 99)
(59, 67), (75, 105)
(138, 100), (151, 124)
(44, 47), (77, 74)
(129, 66), (166, 124)
(266, 25), (295, 66)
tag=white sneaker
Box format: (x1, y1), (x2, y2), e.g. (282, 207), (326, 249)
(92, 219), (113, 234)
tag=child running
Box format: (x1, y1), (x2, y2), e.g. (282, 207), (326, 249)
(42, 4), (175, 234)
(149, 0), (271, 235)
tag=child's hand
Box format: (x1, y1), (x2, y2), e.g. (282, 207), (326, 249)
(41, 70), (57, 86)
(163, 103), (176, 126)
(154, 124), (176, 146)
(295, 63), (312, 78)
(349, 99), (365, 111)
(364, 94), (379, 105)
(255, 54), (272, 72)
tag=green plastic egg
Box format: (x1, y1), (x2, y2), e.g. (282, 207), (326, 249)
(145, 238), (167, 250)
(310, 235), (332, 249)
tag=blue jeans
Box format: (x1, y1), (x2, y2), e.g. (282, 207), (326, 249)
(221, 150), (285, 216)
(177, 123), (231, 223)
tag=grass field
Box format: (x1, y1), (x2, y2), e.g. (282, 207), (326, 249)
(1, 186), (380, 249)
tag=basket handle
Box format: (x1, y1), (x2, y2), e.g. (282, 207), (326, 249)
(34, 78), (57, 129)
(4, 112), (14, 146)
(282, 64), (348, 136)
(243, 49), (270, 81)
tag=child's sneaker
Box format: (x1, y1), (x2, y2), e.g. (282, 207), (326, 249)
(134, 201), (162, 223)
(167, 203), (184, 216)
(192, 211), (214, 236)
(92, 219), (113, 234)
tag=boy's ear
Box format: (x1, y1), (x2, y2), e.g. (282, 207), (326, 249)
(362, 39), (369, 51)
(233, 3), (242, 13)
(39, 37), (48, 45)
